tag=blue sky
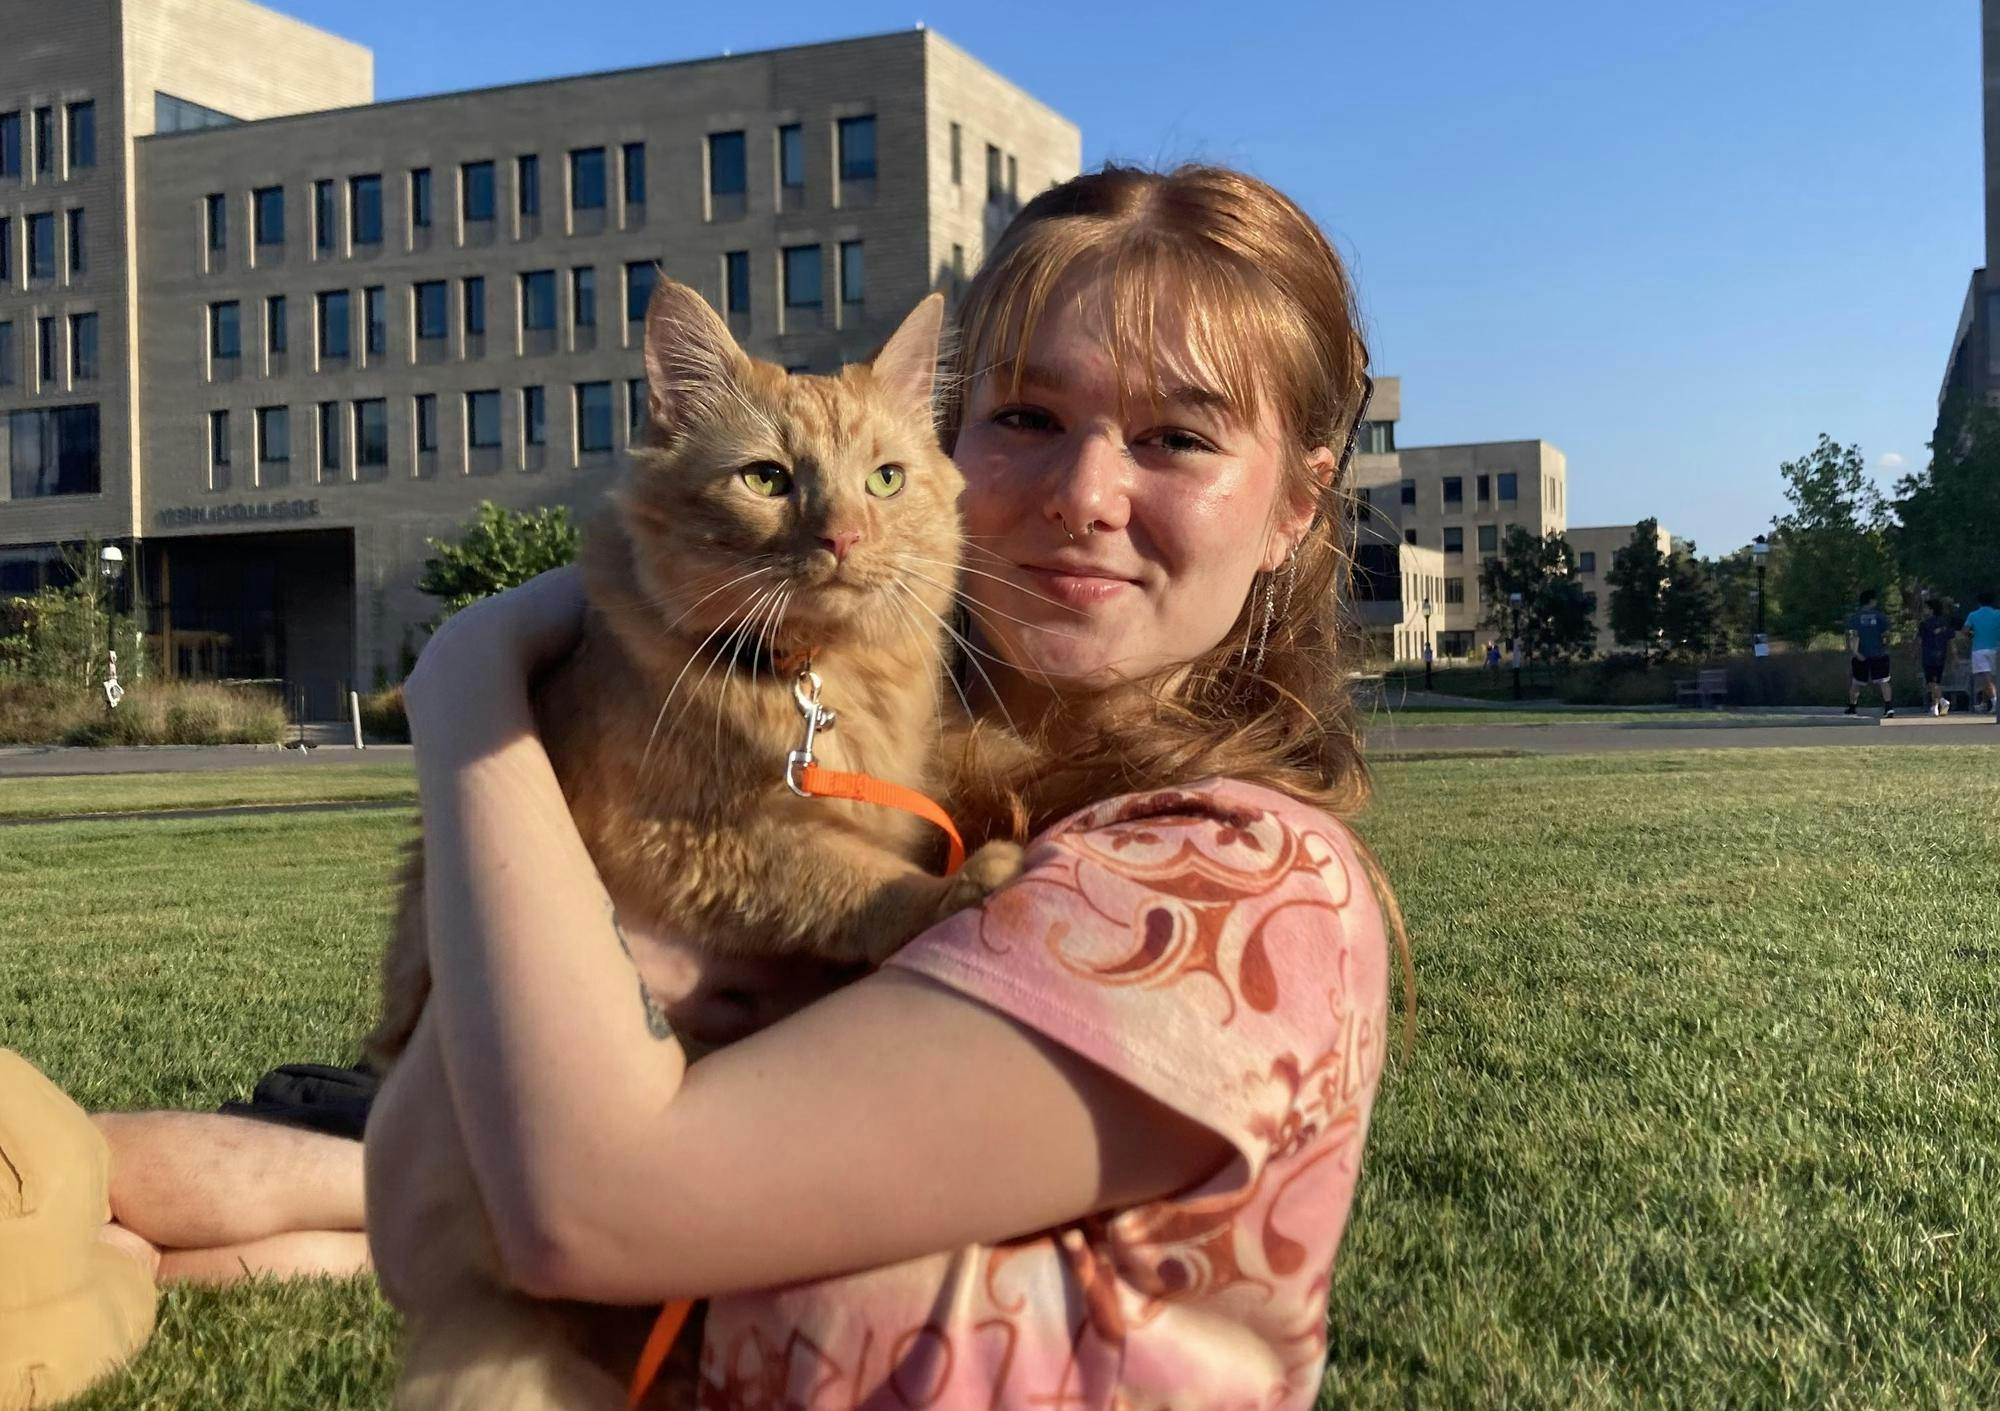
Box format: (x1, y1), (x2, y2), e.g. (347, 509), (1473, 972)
(266, 0), (1982, 554)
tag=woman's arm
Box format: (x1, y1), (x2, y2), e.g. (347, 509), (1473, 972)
(401, 571), (1232, 1304)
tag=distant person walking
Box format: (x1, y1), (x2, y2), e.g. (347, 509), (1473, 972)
(1845, 589), (1894, 718)
(1918, 599), (1956, 716)
(1967, 589), (2000, 719)
(1486, 640), (1502, 677)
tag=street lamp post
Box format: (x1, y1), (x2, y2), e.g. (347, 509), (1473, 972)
(1421, 595), (1433, 691)
(1508, 590), (1524, 701)
(1750, 534), (1769, 652)
(98, 545), (126, 708)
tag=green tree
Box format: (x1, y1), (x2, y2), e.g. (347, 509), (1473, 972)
(1658, 548), (1724, 660)
(1478, 528), (1598, 663)
(417, 501), (579, 622)
(1704, 540), (1784, 653)
(0, 538), (137, 688)
(1768, 436), (1897, 646)
(1605, 518), (1669, 658)
(1895, 394), (2000, 607)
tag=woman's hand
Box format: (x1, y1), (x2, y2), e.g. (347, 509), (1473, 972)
(402, 567), (587, 752)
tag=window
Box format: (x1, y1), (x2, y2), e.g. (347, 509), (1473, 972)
(1399, 478), (1416, 507)
(69, 313), (97, 380)
(204, 193), (226, 253)
(778, 124), (804, 189)
(354, 398), (388, 476)
(572, 266), (596, 328)
(628, 376), (646, 435)
(210, 301), (241, 359)
(1578, 550), (1597, 574)
(0, 218), (8, 282)
(1442, 526), (1464, 556)
(414, 281), (448, 340)
(463, 276), (486, 336)
(409, 168), (432, 229)
(1007, 153), (1018, 200)
(576, 382), (613, 452)
(623, 142), (646, 207)
(66, 102), (94, 171)
(209, 410), (231, 475)
(254, 186), (284, 245)
(521, 270), (557, 331)
(1498, 471), (1518, 502)
(839, 240), (863, 306)
(624, 261), (656, 322)
(951, 243), (964, 284)
(462, 160), (495, 222)
(66, 209), (83, 275)
(266, 294), (287, 353)
(37, 318), (56, 385)
(1360, 421), (1395, 454)
(317, 401), (341, 477)
(1442, 476), (1463, 507)
(725, 250), (750, 314)
(414, 393), (437, 454)
(1444, 578), (1465, 606)
(33, 108), (52, 178)
(317, 289), (351, 359)
(465, 390), (501, 448)
(364, 286), (386, 355)
(838, 116), (876, 181)
(1477, 523), (1497, 554)
(313, 179), (335, 253)
(349, 174), (383, 244)
(706, 132), (744, 197)
(522, 385), (546, 446)
(1476, 473), (1490, 503)
(0, 322), (15, 386)
(570, 147), (607, 211)
(986, 144), (1004, 201)
(8, 404), (101, 498)
(950, 122), (962, 184)
(257, 406), (290, 465)
(0, 113), (18, 178)
(783, 244), (821, 308)
(517, 154), (540, 217)
(155, 93), (236, 132)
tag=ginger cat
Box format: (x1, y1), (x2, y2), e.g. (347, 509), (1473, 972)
(364, 279), (1022, 1411)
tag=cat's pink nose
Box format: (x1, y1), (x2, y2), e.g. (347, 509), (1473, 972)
(820, 529), (862, 562)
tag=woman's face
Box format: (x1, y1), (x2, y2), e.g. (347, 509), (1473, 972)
(952, 284), (1318, 710)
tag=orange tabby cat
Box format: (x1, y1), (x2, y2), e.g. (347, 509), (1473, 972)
(364, 279), (1022, 1411)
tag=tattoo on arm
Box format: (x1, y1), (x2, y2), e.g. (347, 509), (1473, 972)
(611, 906), (675, 1041)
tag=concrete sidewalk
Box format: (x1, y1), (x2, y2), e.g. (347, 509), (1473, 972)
(0, 743), (412, 778)
(1366, 714), (2000, 755)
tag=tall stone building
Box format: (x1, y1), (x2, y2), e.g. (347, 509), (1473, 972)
(0, 0), (1079, 713)
(1940, 0), (2000, 416)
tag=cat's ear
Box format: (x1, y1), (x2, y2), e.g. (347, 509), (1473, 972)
(643, 275), (749, 438)
(868, 293), (946, 416)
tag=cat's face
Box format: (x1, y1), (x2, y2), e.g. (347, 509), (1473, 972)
(616, 282), (962, 658)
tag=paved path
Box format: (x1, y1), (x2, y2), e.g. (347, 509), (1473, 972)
(0, 744), (412, 778)
(1366, 714), (2000, 755)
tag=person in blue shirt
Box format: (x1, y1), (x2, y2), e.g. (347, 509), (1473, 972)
(1965, 588), (2000, 719)
(1845, 589), (1895, 718)
(1917, 599), (1956, 716)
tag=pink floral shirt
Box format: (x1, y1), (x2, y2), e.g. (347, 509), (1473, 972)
(696, 779), (1390, 1410)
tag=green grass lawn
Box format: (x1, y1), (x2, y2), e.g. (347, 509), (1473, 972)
(4, 753), (1998, 1408)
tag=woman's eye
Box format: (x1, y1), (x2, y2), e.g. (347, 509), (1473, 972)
(991, 407), (1057, 433)
(740, 462), (793, 497)
(1148, 428), (1218, 456)
(865, 464), (906, 498)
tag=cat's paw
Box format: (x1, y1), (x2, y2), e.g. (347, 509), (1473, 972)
(933, 840), (1026, 921)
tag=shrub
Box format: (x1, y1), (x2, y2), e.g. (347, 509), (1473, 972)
(357, 685), (410, 743)
(0, 680), (286, 746)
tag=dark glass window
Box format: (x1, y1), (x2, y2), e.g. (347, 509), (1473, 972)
(317, 290), (351, 359)
(254, 186), (284, 244)
(839, 240), (863, 305)
(349, 174), (382, 244)
(462, 160), (495, 221)
(69, 313), (97, 380)
(32, 108), (51, 177)
(410, 168), (433, 229)
(522, 385), (546, 446)
(364, 286), (386, 355)
(985, 144), (1002, 200)
(623, 142), (645, 206)
(463, 276), (486, 336)
(949, 123), (962, 184)
(1478, 523), (1498, 554)
(0, 113), (19, 178)
(779, 124), (804, 189)
(1445, 578), (1466, 606)
(521, 270), (557, 331)
(576, 382), (612, 452)
(570, 147), (606, 211)
(1442, 526), (1464, 556)
(628, 377), (646, 434)
(266, 294), (287, 353)
(707, 132), (745, 197)
(725, 250), (750, 314)
(204, 193), (226, 253)
(783, 245), (821, 308)
(66, 102), (95, 170)
(1399, 479), (1416, 506)
(838, 116), (876, 181)
(517, 154), (539, 216)
(354, 398), (388, 475)
(624, 261), (656, 321)
(414, 281), (447, 340)
(8, 404), (102, 498)
(210, 409), (231, 471)
(66, 209), (84, 274)
(27, 213), (54, 279)
(210, 301), (241, 359)
(0, 217), (8, 282)
(1497, 471), (1519, 501)
(37, 317), (56, 385)
(466, 389), (501, 448)
(1442, 476), (1463, 506)
(1578, 550), (1597, 573)
(155, 93), (237, 133)
(1007, 154), (1018, 200)
(1476, 472), (1490, 501)
(318, 401), (341, 477)
(414, 393), (437, 453)
(257, 406), (290, 465)
(313, 179), (335, 252)
(572, 267), (595, 328)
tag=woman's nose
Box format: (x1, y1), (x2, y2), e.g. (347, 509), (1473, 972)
(1045, 428), (1128, 533)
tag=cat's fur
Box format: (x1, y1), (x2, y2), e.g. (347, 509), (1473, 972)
(363, 280), (1022, 1411)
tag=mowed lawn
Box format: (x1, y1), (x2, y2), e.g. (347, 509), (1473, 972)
(2, 748), (1997, 1409)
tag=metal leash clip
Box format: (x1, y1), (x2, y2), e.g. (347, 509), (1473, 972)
(785, 666), (837, 796)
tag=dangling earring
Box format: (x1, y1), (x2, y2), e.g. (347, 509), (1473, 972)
(1248, 571), (1278, 673)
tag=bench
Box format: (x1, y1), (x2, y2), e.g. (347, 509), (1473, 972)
(1674, 667), (1729, 709)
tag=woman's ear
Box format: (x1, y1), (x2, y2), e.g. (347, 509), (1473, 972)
(1262, 446), (1338, 571)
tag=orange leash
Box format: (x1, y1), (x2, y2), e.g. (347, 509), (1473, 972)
(627, 1299), (693, 1408)
(797, 761), (966, 873)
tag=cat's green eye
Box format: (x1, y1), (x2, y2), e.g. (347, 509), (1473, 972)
(866, 464), (906, 499)
(740, 463), (793, 498)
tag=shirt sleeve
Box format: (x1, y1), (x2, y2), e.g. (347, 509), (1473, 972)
(884, 780), (1390, 1182)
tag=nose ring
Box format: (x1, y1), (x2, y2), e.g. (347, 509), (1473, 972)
(1060, 515), (1094, 541)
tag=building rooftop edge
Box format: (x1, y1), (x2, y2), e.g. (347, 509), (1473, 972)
(1397, 438), (1565, 455)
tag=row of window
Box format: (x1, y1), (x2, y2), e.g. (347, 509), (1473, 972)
(1372, 472), (1522, 511)
(0, 208), (89, 286)
(206, 381), (648, 490)
(0, 103), (96, 183)
(0, 313), (100, 391)
(945, 122), (1021, 206)
(708, 116), (876, 198)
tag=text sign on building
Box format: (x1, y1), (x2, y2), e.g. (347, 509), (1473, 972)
(155, 499), (322, 529)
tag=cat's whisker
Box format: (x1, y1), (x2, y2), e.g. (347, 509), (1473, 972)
(897, 564), (1076, 640)
(641, 589), (766, 776)
(668, 585), (773, 748)
(896, 554), (1088, 620)
(654, 563), (781, 636)
(713, 585), (782, 755)
(888, 587), (970, 729)
(897, 583), (1018, 737)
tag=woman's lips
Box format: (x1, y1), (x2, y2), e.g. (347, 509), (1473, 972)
(1017, 564), (1135, 607)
